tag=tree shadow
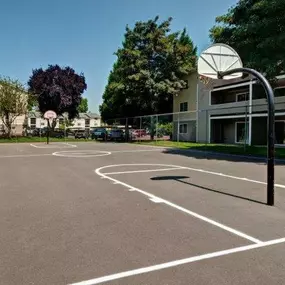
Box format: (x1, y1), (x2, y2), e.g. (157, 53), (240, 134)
(161, 148), (285, 166)
(150, 175), (266, 205)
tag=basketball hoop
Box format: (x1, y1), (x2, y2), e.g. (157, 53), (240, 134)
(44, 110), (57, 126)
(198, 43), (276, 206)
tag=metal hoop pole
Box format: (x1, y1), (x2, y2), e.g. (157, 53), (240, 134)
(219, 68), (275, 206)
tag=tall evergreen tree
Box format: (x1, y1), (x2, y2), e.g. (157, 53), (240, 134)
(100, 16), (197, 121)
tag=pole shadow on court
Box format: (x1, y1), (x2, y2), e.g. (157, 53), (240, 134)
(150, 176), (267, 205)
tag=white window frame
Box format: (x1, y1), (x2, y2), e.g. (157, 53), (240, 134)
(85, 119), (90, 127)
(30, 118), (36, 125)
(180, 102), (188, 112)
(235, 121), (249, 144)
(30, 118), (36, 129)
(236, 92), (249, 102)
(179, 123), (188, 134)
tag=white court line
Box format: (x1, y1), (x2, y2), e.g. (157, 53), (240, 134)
(51, 149), (164, 158)
(69, 236), (285, 285)
(0, 148), (164, 159)
(103, 167), (186, 175)
(95, 164), (262, 244)
(52, 150), (111, 158)
(65, 142), (77, 147)
(111, 149), (165, 153)
(30, 142), (77, 149)
(129, 143), (172, 149)
(101, 163), (285, 189)
(0, 153), (52, 158)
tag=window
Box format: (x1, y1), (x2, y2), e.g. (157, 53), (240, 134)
(180, 102), (188, 112)
(30, 118), (36, 129)
(235, 122), (249, 143)
(252, 83), (266, 99)
(179, 123), (188, 134)
(236, 92), (249, 102)
(274, 87), (285, 98)
(275, 121), (285, 144)
(85, 119), (90, 127)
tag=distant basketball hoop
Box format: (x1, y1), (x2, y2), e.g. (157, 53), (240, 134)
(44, 110), (57, 120)
(44, 110), (57, 127)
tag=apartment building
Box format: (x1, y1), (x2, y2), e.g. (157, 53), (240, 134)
(27, 111), (101, 130)
(172, 71), (198, 142)
(0, 114), (26, 136)
(173, 72), (285, 146)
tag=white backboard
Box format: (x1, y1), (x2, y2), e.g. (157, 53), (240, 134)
(44, 110), (57, 119)
(198, 43), (243, 80)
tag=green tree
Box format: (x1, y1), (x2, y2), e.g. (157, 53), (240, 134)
(0, 77), (28, 137)
(209, 0), (285, 79)
(100, 16), (197, 121)
(27, 94), (38, 111)
(58, 117), (74, 130)
(28, 65), (87, 121)
(28, 65), (87, 143)
(78, 98), (88, 113)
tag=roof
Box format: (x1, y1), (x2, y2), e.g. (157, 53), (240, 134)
(27, 111), (100, 119)
(78, 112), (100, 119)
(27, 111), (42, 118)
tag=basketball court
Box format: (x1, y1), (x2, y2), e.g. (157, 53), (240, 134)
(1, 42), (282, 284)
(1, 141), (285, 285)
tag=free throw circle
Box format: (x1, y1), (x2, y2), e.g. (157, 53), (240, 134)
(52, 150), (111, 158)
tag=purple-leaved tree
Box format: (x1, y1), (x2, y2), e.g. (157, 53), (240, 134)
(27, 65), (87, 143)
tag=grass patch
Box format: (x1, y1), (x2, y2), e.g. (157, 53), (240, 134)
(135, 140), (285, 159)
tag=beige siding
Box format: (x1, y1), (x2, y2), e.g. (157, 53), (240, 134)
(173, 120), (196, 142)
(172, 72), (198, 142)
(0, 114), (26, 135)
(173, 72), (198, 113)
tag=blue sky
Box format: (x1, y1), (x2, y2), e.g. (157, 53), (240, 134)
(0, 0), (238, 113)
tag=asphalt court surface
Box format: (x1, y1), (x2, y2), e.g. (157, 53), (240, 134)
(1, 142), (285, 285)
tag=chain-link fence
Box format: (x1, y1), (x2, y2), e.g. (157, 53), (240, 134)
(100, 111), (196, 145)
(0, 101), (284, 150)
(99, 101), (285, 149)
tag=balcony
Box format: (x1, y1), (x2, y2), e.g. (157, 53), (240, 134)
(208, 82), (285, 116)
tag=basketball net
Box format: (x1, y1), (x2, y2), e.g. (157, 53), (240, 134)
(199, 75), (215, 90)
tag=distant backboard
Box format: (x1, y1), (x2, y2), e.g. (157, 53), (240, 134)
(198, 43), (243, 80)
(44, 110), (57, 120)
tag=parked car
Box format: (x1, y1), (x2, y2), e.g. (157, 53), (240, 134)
(132, 129), (147, 137)
(54, 131), (65, 138)
(74, 130), (89, 139)
(91, 128), (108, 140)
(109, 129), (124, 141)
(32, 128), (48, 136)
